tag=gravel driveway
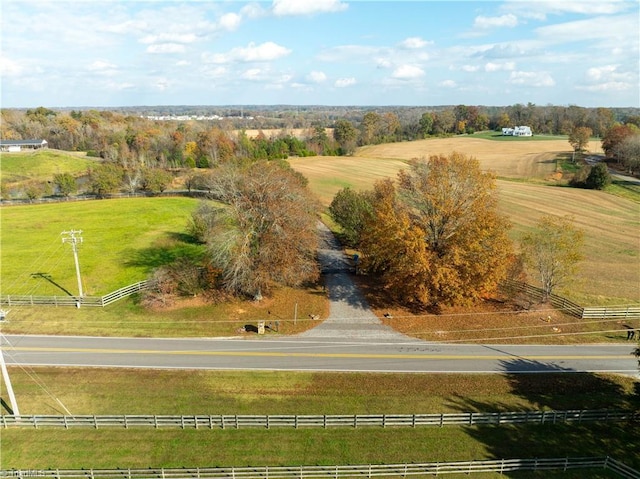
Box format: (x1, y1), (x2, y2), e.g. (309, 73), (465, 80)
(297, 223), (420, 342)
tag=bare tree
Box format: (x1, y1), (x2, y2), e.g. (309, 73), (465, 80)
(520, 215), (584, 301)
(194, 161), (319, 299)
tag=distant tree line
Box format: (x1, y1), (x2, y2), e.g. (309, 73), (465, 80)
(3, 104), (639, 162)
(2, 104), (638, 201)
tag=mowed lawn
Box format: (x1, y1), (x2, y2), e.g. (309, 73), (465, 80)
(0, 197), (202, 296)
(289, 136), (639, 305)
(2, 369), (637, 471)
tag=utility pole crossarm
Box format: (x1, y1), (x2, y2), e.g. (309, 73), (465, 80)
(61, 229), (84, 299)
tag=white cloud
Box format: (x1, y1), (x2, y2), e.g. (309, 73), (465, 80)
(579, 64), (635, 92)
(474, 14), (518, 29)
(460, 65), (480, 72)
(307, 71), (327, 83)
(242, 68), (264, 81)
(272, 0), (348, 16)
(485, 61), (515, 72)
(440, 80), (457, 88)
(241, 3), (267, 19)
(392, 64), (425, 80)
(101, 20), (148, 35)
(399, 37), (429, 49)
(154, 78), (171, 91)
(0, 56), (25, 77)
(335, 77), (356, 88)
(473, 43), (537, 60)
(140, 33), (197, 45)
(578, 82), (632, 92)
(176, 60), (191, 67)
(105, 80), (135, 91)
(87, 60), (118, 75)
(587, 65), (618, 81)
(534, 14), (637, 44)
(219, 12), (242, 31)
(508, 71), (556, 87)
(509, 1), (631, 21)
(375, 58), (393, 69)
(204, 42), (291, 64)
(146, 43), (186, 54)
(200, 65), (228, 78)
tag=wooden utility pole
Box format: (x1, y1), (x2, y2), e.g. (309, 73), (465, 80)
(62, 230), (84, 300)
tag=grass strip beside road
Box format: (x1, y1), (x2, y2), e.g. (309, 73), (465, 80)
(2, 425), (636, 474)
(3, 369), (637, 471)
(4, 369), (636, 415)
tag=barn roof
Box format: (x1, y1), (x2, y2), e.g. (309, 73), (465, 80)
(0, 139), (48, 146)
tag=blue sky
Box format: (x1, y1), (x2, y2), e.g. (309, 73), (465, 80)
(1, 0), (638, 108)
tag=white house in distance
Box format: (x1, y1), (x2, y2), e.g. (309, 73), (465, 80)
(501, 126), (532, 137)
(0, 139), (49, 152)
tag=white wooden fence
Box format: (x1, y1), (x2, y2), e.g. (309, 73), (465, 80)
(501, 280), (640, 319)
(0, 281), (149, 308)
(1, 457), (638, 479)
(2, 409), (634, 429)
(1, 279), (638, 320)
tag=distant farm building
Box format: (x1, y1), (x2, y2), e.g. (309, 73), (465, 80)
(501, 126), (532, 137)
(0, 139), (48, 152)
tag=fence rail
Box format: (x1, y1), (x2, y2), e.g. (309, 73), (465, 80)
(2, 409), (634, 430)
(501, 280), (640, 319)
(2, 457), (639, 479)
(2, 278), (638, 320)
(582, 306), (640, 319)
(0, 281), (149, 308)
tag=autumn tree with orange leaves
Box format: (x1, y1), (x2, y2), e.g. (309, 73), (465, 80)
(359, 152), (514, 307)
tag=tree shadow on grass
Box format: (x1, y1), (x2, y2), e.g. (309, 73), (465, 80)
(123, 242), (206, 272)
(447, 358), (640, 475)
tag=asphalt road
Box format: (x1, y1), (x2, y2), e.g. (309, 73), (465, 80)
(2, 223), (637, 376)
(2, 334), (637, 375)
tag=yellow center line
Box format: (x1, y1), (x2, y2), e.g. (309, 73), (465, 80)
(7, 347), (631, 361)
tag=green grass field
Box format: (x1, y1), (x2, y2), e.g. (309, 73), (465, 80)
(0, 197), (202, 295)
(0, 149), (95, 184)
(2, 369), (637, 472)
(470, 131), (569, 141)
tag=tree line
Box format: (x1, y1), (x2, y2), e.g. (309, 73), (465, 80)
(2, 104), (639, 168)
(138, 152), (583, 311)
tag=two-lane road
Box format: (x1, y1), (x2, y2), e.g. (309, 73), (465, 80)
(2, 335), (637, 375)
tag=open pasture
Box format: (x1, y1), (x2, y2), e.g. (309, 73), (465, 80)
(0, 197), (201, 296)
(0, 149), (95, 184)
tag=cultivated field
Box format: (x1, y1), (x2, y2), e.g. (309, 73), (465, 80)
(290, 137), (639, 305)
